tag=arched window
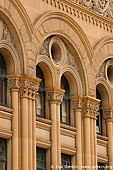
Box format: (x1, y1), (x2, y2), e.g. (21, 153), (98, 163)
(36, 65), (45, 117)
(60, 75), (70, 125)
(0, 54), (7, 105)
(96, 88), (102, 134)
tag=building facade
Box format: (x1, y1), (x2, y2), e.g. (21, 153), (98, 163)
(0, 0), (113, 170)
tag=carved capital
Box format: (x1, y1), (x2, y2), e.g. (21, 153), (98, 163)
(8, 75), (41, 98)
(103, 107), (113, 120)
(46, 87), (65, 104)
(82, 96), (100, 118)
(71, 96), (82, 110)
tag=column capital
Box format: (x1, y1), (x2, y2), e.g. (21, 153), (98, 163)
(103, 106), (113, 120)
(7, 74), (41, 98)
(82, 96), (100, 118)
(45, 87), (65, 104)
(71, 96), (82, 110)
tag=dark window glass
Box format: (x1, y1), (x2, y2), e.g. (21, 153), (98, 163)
(96, 89), (102, 134)
(36, 147), (46, 170)
(61, 154), (71, 170)
(98, 162), (106, 170)
(60, 75), (70, 125)
(0, 138), (7, 170)
(0, 54), (7, 105)
(36, 66), (45, 117)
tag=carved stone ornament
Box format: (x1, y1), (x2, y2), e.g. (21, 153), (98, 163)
(46, 88), (65, 103)
(82, 97), (100, 118)
(0, 18), (16, 47)
(103, 110), (113, 120)
(65, 46), (78, 70)
(97, 61), (106, 78)
(8, 75), (41, 98)
(71, 97), (82, 110)
(72, 0), (113, 19)
(39, 37), (51, 56)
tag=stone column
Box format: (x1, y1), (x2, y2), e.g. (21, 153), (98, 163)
(82, 96), (100, 170)
(20, 75), (40, 170)
(46, 88), (64, 170)
(8, 76), (20, 170)
(71, 96), (82, 170)
(103, 107), (113, 169)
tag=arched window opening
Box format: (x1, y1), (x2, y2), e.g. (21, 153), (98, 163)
(0, 54), (7, 106)
(36, 65), (45, 117)
(96, 88), (103, 135)
(60, 75), (70, 125)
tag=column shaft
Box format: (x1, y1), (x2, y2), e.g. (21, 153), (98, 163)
(84, 117), (91, 169)
(51, 102), (57, 169)
(11, 89), (19, 170)
(28, 96), (33, 170)
(21, 96), (28, 170)
(107, 121), (113, 168)
(75, 109), (82, 169)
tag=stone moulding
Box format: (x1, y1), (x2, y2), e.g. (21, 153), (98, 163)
(42, 0), (113, 32)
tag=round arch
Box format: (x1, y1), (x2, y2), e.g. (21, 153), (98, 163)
(33, 12), (92, 95)
(96, 78), (111, 106)
(60, 67), (83, 96)
(0, 41), (21, 75)
(0, 0), (33, 75)
(36, 57), (55, 88)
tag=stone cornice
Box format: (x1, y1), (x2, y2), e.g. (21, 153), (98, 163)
(42, 0), (113, 32)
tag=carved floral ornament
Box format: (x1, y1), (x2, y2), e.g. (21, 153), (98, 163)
(103, 110), (113, 120)
(8, 75), (41, 97)
(38, 36), (78, 70)
(0, 19), (15, 47)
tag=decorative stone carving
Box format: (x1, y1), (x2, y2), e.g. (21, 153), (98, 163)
(97, 61), (106, 78)
(71, 97), (82, 110)
(8, 75), (40, 98)
(103, 110), (113, 120)
(39, 37), (51, 56)
(0, 18), (16, 47)
(82, 97), (100, 118)
(65, 46), (78, 70)
(46, 88), (65, 103)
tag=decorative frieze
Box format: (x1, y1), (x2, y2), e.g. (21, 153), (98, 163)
(82, 96), (100, 118)
(46, 87), (65, 103)
(0, 19), (16, 47)
(8, 75), (41, 98)
(42, 0), (113, 32)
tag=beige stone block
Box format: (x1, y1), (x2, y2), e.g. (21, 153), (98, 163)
(0, 118), (11, 130)
(16, 17), (24, 31)
(61, 134), (75, 148)
(97, 144), (107, 158)
(38, 25), (45, 36)
(36, 128), (50, 141)
(0, 0), (5, 8)
(4, 0), (10, 11)
(42, 21), (49, 33)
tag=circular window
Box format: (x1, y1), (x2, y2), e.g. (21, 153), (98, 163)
(107, 65), (113, 84)
(51, 43), (61, 63)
